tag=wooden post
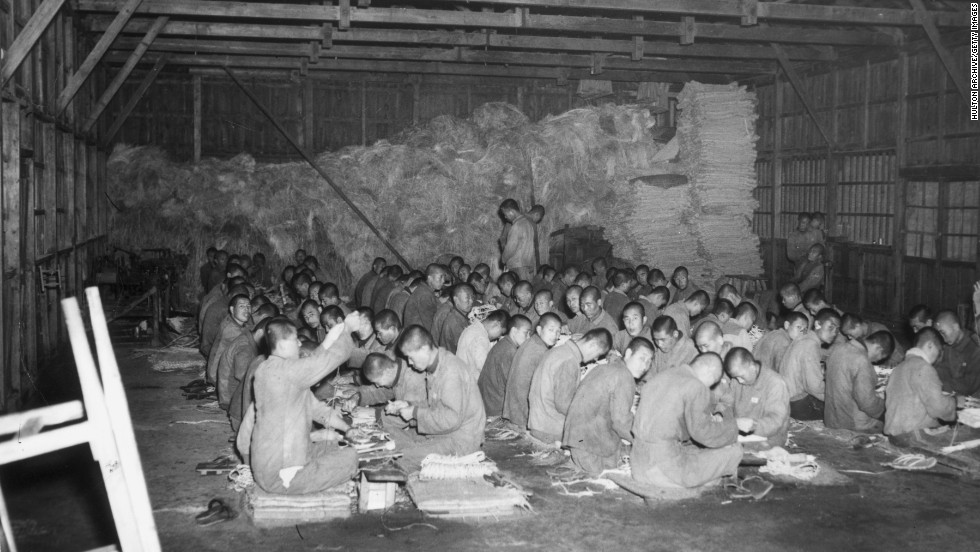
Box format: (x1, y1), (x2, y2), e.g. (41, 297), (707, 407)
(893, 50), (909, 319)
(82, 16), (168, 132)
(909, 0), (971, 105)
(361, 80), (367, 146)
(102, 55), (168, 147)
(770, 76), (783, 288)
(57, 0), (146, 114)
(1, 101), (20, 405)
(303, 78), (314, 150)
(193, 74), (202, 162)
(0, 0), (67, 86)
(411, 80), (420, 125)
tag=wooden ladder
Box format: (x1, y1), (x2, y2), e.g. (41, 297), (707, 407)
(0, 287), (161, 552)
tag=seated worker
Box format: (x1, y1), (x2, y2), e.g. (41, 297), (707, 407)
(479, 315), (532, 418)
(299, 299), (321, 335)
(786, 212), (813, 271)
(389, 325), (486, 470)
(636, 286), (670, 327)
(575, 286), (620, 336)
(667, 266), (702, 306)
(308, 282), (324, 305)
(716, 284), (763, 328)
(809, 211), (827, 244)
(562, 337), (654, 477)
(403, 264), (448, 333)
(456, 309), (509, 380)
(532, 265), (557, 294)
(663, 290), (710, 340)
(457, 264), (472, 286)
(359, 352), (427, 409)
(250, 252), (273, 289)
(467, 273), (489, 304)
(565, 285), (588, 334)
(317, 283), (351, 315)
(631, 265), (652, 299)
(244, 314), (361, 495)
(631, 353), (742, 489)
(508, 280), (535, 320)
(371, 265), (403, 315)
(348, 307), (384, 369)
(779, 308), (841, 420)
(907, 304), (934, 334)
(228, 318), (274, 432)
(753, 311), (809, 374)
(694, 321), (735, 359)
(364, 267), (392, 311)
(206, 292), (252, 388)
(433, 284), (475, 352)
(792, 243), (826, 294)
(528, 329), (613, 444)
(885, 327), (964, 446)
(573, 271), (593, 290)
(281, 266), (296, 288)
(199, 264), (247, 355)
(531, 289), (567, 328)
(217, 303), (277, 413)
(647, 268), (669, 289)
(649, 315), (699, 379)
(725, 348), (790, 447)
(933, 310), (980, 397)
(200, 247), (217, 294)
(371, 309), (403, 357)
(724, 303), (758, 351)
(613, 302), (654, 355)
(289, 273), (313, 308)
(778, 283), (812, 327)
(840, 313), (905, 366)
(317, 306), (345, 341)
(354, 257), (386, 307)
(446, 256), (465, 284)
(205, 250), (230, 292)
(502, 313), (562, 429)
(387, 276), (421, 320)
(693, 299), (732, 337)
(603, 271), (633, 329)
(592, 258), (609, 291)
(293, 248), (307, 267)
(824, 330), (894, 433)
(801, 289), (842, 318)
(552, 267), (579, 317)
(488, 272), (517, 312)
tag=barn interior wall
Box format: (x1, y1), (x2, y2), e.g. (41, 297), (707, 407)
(753, 38), (980, 322)
(105, 74), (634, 161)
(1, 0), (110, 411)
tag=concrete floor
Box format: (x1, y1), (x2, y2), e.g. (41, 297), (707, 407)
(6, 345), (980, 552)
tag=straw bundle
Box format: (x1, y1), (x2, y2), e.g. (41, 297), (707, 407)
(246, 483), (352, 527)
(406, 474), (530, 518)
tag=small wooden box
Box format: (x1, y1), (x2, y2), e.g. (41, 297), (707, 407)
(358, 473), (396, 511)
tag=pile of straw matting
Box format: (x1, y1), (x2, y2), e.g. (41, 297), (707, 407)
(406, 474), (530, 519)
(245, 484), (353, 528)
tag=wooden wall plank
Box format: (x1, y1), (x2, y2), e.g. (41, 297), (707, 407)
(0, 0), (66, 86)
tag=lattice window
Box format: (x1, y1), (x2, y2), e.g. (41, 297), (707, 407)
(905, 181), (938, 258)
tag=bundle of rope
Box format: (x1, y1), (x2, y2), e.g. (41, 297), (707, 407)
(228, 464), (255, 492)
(758, 447), (820, 481)
(419, 451), (497, 480)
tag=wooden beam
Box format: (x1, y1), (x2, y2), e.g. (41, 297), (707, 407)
(908, 0), (970, 104)
(770, 76), (782, 288)
(107, 52), (740, 82)
(771, 43), (835, 149)
(101, 55), (167, 146)
(414, 0), (966, 27)
(192, 74), (201, 162)
(893, 49), (909, 319)
(56, 0), (144, 115)
(75, 1), (895, 46)
(107, 40), (774, 74)
(87, 18), (838, 60)
(82, 16), (167, 133)
(0, 0), (67, 86)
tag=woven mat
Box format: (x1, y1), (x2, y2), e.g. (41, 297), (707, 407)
(245, 484), (352, 527)
(406, 475), (530, 519)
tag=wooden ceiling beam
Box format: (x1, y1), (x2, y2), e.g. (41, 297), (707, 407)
(108, 37), (774, 74)
(104, 52), (736, 83)
(418, 0), (965, 27)
(75, 0), (894, 46)
(76, 0), (965, 28)
(86, 17), (837, 61)
(0, 0), (68, 86)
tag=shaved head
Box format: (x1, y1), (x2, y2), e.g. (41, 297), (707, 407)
(689, 352), (724, 388)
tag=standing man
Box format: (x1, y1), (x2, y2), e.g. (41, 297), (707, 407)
(499, 199), (536, 281)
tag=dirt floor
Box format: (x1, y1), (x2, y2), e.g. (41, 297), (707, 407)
(6, 342), (980, 552)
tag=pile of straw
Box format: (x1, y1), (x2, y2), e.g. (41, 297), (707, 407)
(108, 102), (668, 305)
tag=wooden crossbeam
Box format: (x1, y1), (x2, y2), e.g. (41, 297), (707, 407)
(908, 0), (970, 104)
(772, 43), (836, 149)
(0, 0), (67, 86)
(107, 38), (775, 74)
(83, 16), (167, 133)
(87, 18), (837, 60)
(56, 0), (145, 114)
(159, 54), (730, 83)
(413, 0), (966, 27)
(102, 56), (167, 145)
(75, 0), (895, 46)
